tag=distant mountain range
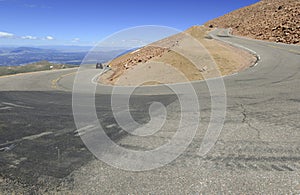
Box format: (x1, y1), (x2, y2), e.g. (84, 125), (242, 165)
(0, 46), (130, 66)
(9, 47), (56, 54)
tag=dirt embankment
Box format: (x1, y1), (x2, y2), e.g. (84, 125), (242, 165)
(205, 0), (300, 44)
(99, 26), (256, 86)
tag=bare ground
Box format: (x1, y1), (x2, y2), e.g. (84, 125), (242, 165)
(100, 26), (256, 86)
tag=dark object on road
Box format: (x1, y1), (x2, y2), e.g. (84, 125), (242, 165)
(96, 63), (103, 69)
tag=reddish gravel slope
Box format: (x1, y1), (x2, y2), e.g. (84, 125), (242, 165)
(205, 0), (300, 44)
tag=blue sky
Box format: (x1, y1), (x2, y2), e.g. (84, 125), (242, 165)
(0, 0), (259, 46)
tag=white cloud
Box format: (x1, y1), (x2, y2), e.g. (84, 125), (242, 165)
(0, 31), (14, 38)
(45, 36), (54, 40)
(25, 4), (37, 8)
(72, 38), (80, 43)
(24, 4), (52, 9)
(21, 35), (37, 40)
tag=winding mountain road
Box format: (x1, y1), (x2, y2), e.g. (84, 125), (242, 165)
(0, 29), (300, 193)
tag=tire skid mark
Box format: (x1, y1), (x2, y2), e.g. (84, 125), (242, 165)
(202, 143), (300, 171)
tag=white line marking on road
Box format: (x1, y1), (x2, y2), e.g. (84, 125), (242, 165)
(106, 124), (117, 128)
(91, 67), (111, 85)
(0, 132), (54, 148)
(22, 132), (53, 140)
(91, 73), (102, 85)
(74, 125), (99, 137)
(74, 125), (95, 133)
(0, 106), (12, 110)
(2, 102), (33, 109)
(210, 29), (260, 70)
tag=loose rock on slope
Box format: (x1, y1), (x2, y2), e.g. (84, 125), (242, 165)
(205, 0), (300, 44)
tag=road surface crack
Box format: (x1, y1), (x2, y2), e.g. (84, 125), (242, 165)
(240, 104), (261, 140)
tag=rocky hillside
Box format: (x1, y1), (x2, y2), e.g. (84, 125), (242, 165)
(102, 26), (256, 85)
(106, 34), (183, 82)
(205, 0), (300, 44)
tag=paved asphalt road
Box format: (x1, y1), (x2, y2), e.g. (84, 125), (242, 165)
(0, 29), (300, 193)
